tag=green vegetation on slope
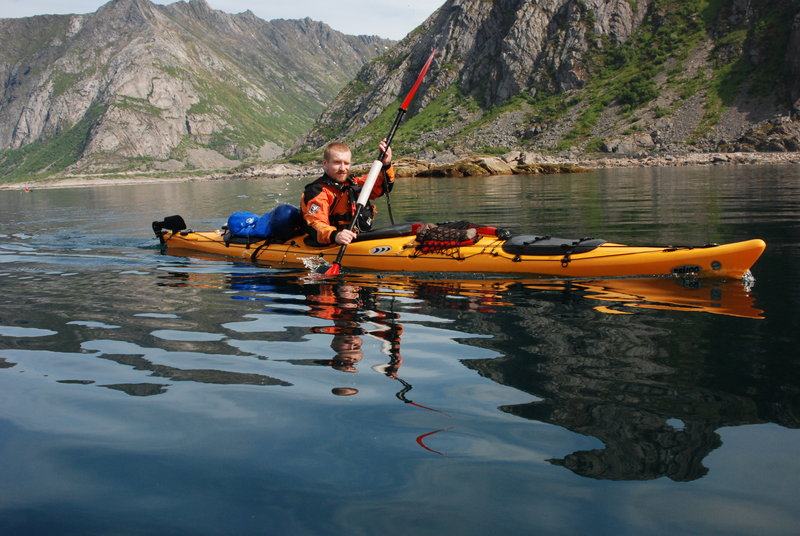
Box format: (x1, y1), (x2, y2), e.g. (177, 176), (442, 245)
(189, 69), (321, 157)
(0, 104), (107, 181)
(554, 0), (794, 148)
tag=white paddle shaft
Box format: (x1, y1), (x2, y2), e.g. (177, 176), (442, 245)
(355, 159), (385, 207)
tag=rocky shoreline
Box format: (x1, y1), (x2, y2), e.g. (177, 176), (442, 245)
(211, 150), (800, 180)
(3, 151), (799, 191)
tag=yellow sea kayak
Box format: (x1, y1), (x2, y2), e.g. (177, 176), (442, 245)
(153, 217), (765, 279)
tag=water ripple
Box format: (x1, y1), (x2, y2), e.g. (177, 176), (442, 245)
(0, 325), (58, 337)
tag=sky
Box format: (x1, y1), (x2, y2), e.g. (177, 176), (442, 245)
(1, 0), (446, 40)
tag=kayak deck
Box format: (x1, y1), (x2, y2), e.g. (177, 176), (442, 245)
(155, 222), (766, 279)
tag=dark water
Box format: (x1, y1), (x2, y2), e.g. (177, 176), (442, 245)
(1, 165), (798, 535)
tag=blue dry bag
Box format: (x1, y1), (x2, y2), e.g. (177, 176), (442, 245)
(226, 211), (263, 238)
(226, 204), (303, 241)
(267, 204), (304, 240)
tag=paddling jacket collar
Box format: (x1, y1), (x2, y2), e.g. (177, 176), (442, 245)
(301, 167), (395, 245)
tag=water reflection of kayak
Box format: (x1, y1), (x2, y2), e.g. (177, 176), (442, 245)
(153, 217), (766, 279)
(575, 277), (763, 318)
(341, 274), (764, 319)
(160, 266), (764, 320)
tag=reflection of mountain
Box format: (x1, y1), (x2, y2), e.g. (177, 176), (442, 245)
(489, 359), (736, 481)
(448, 281), (793, 482)
(101, 383), (169, 396)
(50, 344), (294, 397)
(546, 409), (721, 482)
(99, 352), (291, 392)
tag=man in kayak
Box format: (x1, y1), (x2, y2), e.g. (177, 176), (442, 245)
(301, 140), (394, 245)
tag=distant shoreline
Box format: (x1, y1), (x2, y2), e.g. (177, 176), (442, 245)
(0, 174), (238, 192)
(3, 151), (799, 191)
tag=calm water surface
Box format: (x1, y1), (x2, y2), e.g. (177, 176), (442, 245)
(1, 165), (798, 535)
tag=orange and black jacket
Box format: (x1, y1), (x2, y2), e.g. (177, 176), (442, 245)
(301, 166), (395, 245)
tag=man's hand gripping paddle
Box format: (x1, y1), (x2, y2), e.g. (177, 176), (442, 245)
(323, 50), (437, 276)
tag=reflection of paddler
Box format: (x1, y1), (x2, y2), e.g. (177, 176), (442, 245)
(329, 333), (363, 373)
(305, 282), (365, 374)
(305, 282), (363, 323)
(306, 282), (451, 454)
(304, 282), (441, 418)
(329, 332), (363, 393)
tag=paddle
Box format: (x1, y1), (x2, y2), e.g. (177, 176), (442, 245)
(323, 49), (437, 276)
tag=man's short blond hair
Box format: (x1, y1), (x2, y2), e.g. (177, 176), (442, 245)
(323, 142), (351, 161)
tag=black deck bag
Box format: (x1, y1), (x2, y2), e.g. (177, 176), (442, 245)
(501, 235), (606, 257)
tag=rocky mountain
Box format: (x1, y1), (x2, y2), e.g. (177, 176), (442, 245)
(0, 0), (393, 179)
(296, 0), (800, 161)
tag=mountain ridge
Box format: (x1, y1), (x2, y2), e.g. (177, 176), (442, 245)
(296, 0), (800, 162)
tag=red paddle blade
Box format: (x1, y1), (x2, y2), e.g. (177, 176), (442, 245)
(323, 263), (341, 276)
(400, 49), (437, 111)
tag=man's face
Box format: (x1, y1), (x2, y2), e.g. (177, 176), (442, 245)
(322, 149), (351, 183)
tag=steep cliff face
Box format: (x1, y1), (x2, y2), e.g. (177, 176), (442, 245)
(300, 0), (645, 146)
(0, 0), (392, 176)
(436, 0), (650, 100)
(788, 11), (800, 107)
(298, 0), (800, 159)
